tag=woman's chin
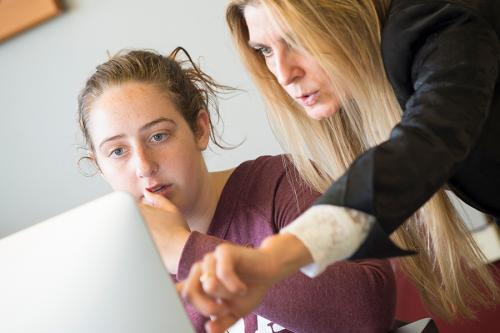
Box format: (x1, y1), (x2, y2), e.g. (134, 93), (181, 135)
(305, 105), (339, 120)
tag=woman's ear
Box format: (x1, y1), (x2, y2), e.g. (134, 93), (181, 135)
(89, 152), (103, 176)
(77, 152), (102, 177)
(195, 110), (210, 150)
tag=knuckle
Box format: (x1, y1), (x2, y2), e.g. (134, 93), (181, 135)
(204, 280), (218, 294)
(203, 252), (214, 263)
(215, 243), (231, 256)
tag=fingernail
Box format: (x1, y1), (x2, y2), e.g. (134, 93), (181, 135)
(143, 196), (153, 206)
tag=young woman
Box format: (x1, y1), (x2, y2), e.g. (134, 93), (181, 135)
(77, 48), (397, 333)
(180, 1), (500, 332)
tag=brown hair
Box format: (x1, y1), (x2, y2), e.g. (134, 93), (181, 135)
(78, 47), (234, 170)
(227, 0), (497, 320)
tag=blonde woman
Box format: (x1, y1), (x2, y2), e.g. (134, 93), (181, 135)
(180, 0), (500, 332)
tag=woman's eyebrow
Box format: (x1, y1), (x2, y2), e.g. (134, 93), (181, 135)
(248, 41), (267, 49)
(98, 118), (176, 150)
(139, 117), (176, 132)
(98, 134), (125, 150)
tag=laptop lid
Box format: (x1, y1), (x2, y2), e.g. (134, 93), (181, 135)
(0, 191), (195, 333)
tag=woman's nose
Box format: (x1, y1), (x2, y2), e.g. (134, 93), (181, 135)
(272, 49), (304, 86)
(134, 147), (158, 178)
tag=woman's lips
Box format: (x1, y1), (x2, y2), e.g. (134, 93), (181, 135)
(297, 91), (319, 106)
(146, 184), (172, 195)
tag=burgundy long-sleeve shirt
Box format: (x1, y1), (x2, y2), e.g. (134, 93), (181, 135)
(175, 155), (396, 333)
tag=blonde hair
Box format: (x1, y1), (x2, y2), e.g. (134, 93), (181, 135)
(227, 0), (498, 320)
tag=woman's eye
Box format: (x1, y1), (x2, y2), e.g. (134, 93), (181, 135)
(257, 46), (273, 57)
(151, 133), (167, 142)
(110, 147), (124, 157)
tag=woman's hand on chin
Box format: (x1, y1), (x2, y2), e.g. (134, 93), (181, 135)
(139, 191), (191, 275)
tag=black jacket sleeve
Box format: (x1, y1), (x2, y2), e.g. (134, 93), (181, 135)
(314, 1), (499, 259)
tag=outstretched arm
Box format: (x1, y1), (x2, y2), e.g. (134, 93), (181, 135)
(181, 233), (395, 333)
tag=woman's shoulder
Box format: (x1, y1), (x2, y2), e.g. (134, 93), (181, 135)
(221, 155), (318, 217)
(228, 155), (304, 196)
(383, 0), (496, 44)
(387, 0), (488, 19)
(381, 0), (498, 105)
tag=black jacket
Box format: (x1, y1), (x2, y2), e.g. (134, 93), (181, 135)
(315, 0), (500, 259)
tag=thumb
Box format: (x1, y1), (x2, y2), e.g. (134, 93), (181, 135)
(142, 190), (178, 211)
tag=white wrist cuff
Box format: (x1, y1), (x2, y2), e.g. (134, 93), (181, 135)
(281, 205), (374, 277)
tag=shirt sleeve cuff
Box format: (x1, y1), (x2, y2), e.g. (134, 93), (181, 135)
(280, 205), (374, 277)
(176, 231), (224, 281)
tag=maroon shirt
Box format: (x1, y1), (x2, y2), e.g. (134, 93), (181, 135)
(175, 155), (396, 333)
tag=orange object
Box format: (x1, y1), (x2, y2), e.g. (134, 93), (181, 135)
(0, 0), (62, 42)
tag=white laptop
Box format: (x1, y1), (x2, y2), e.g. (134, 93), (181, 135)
(0, 191), (195, 333)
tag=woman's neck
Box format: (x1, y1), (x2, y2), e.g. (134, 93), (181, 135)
(184, 168), (235, 234)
